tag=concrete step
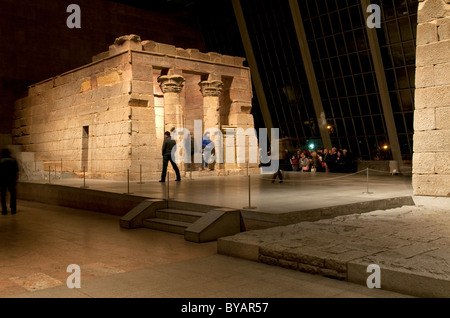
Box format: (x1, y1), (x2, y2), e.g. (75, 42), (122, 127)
(156, 208), (205, 223)
(143, 218), (191, 235)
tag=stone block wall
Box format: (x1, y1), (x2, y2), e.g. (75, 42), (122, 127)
(13, 35), (256, 180)
(413, 0), (450, 196)
(13, 51), (134, 179)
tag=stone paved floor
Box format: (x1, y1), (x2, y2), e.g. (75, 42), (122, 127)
(47, 171), (413, 214)
(0, 200), (409, 299)
(218, 204), (450, 297)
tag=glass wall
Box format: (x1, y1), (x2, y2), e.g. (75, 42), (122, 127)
(300, 0), (390, 160)
(372, 0), (417, 160)
(195, 0), (418, 160)
(241, 0), (319, 149)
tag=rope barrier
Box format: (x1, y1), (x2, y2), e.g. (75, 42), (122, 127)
(367, 168), (412, 175)
(252, 169), (368, 184)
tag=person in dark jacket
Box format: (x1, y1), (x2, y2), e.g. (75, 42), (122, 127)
(0, 148), (19, 215)
(160, 131), (181, 182)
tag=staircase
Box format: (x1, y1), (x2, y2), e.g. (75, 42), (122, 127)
(120, 200), (243, 243)
(143, 208), (206, 235)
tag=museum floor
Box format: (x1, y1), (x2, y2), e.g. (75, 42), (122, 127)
(0, 170), (423, 299)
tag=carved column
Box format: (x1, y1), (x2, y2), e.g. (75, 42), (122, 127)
(158, 75), (185, 131)
(199, 79), (224, 170)
(199, 80), (223, 131)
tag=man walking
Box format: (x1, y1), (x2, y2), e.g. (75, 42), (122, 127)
(0, 148), (19, 215)
(160, 131), (181, 182)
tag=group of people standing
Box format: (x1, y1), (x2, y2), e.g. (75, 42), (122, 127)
(159, 131), (214, 182)
(289, 147), (354, 173)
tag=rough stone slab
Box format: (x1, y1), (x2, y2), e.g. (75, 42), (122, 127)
(219, 204), (450, 297)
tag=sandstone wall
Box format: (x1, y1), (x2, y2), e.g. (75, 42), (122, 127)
(13, 52), (134, 179)
(413, 0), (450, 196)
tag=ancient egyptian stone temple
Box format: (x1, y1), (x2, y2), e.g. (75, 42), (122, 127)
(13, 35), (258, 181)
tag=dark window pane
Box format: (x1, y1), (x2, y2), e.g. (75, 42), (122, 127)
(340, 97), (350, 116)
(334, 118), (344, 136)
(404, 112), (414, 132)
(390, 91), (401, 113)
(344, 76), (355, 95)
(403, 41), (416, 65)
(395, 114), (406, 133)
(364, 73), (377, 94)
(340, 56), (351, 75)
(354, 74), (365, 95)
(408, 66), (415, 87)
(345, 117), (355, 136)
(400, 89), (414, 111)
(309, 41), (319, 60)
(391, 44), (405, 67)
(331, 99), (342, 117)
(317, 38), (328, 59)
(312, 17), (323, 37)
(318, 80), (328, 98)
(327, 80), (337, 98)
(372, 115), (385, 135)
(399, 17), (413, 41)
(387, 21), (401, 43)
(353, 117), (364, 135)
(335, 33), (346, 54)
(330, 57), (342, 76)
(330, 11), (341, 33)
(321, 15), (332, 36)
(326, 36), (337, 57)
(349, 53), (361, 73)
(349, 97), (360, 115)
(307, 1), (318, 17)
(368, 94), (382, 115)
(381, 46), (393, 69)
(335, 77), (346, 96)
(359, 96), (370, 115)
(340, 8), (352, 30)
(355, 29), (367, 50)
(344, 31), (357, 52)
(359, 50), (373, 72)
(385, 69), (397, 90)
(396, 68), (409, 89)
(322, 59), (333, 78)
(349, 5), (363, 28)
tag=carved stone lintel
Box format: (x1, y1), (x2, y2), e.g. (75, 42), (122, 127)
(199, 80), (224, 97)
(158, 75), (185, 94)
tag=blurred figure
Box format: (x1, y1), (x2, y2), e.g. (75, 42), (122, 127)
(0, 148), (19, 215)
(290, 155), (300, 171)
(267, 151), (283, 183)
(201, 132), (212, 171)
(300, 152), (310, 172)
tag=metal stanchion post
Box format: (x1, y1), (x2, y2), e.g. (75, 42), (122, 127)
(137, 164), (144, 184)
(48, 167), (51, 184)
(167, 172), (170, 201)
(363, 168), (373, 194)
(80, 166), (89, 189)
(243, 175), (256, 209)
(126, 169), (133, 194)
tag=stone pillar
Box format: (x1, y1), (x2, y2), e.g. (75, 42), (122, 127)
(158, 75), (185, 131)
(199, 78), (223, 170)
(199, 79), (223, 131)
(413, 0), (450, 197)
